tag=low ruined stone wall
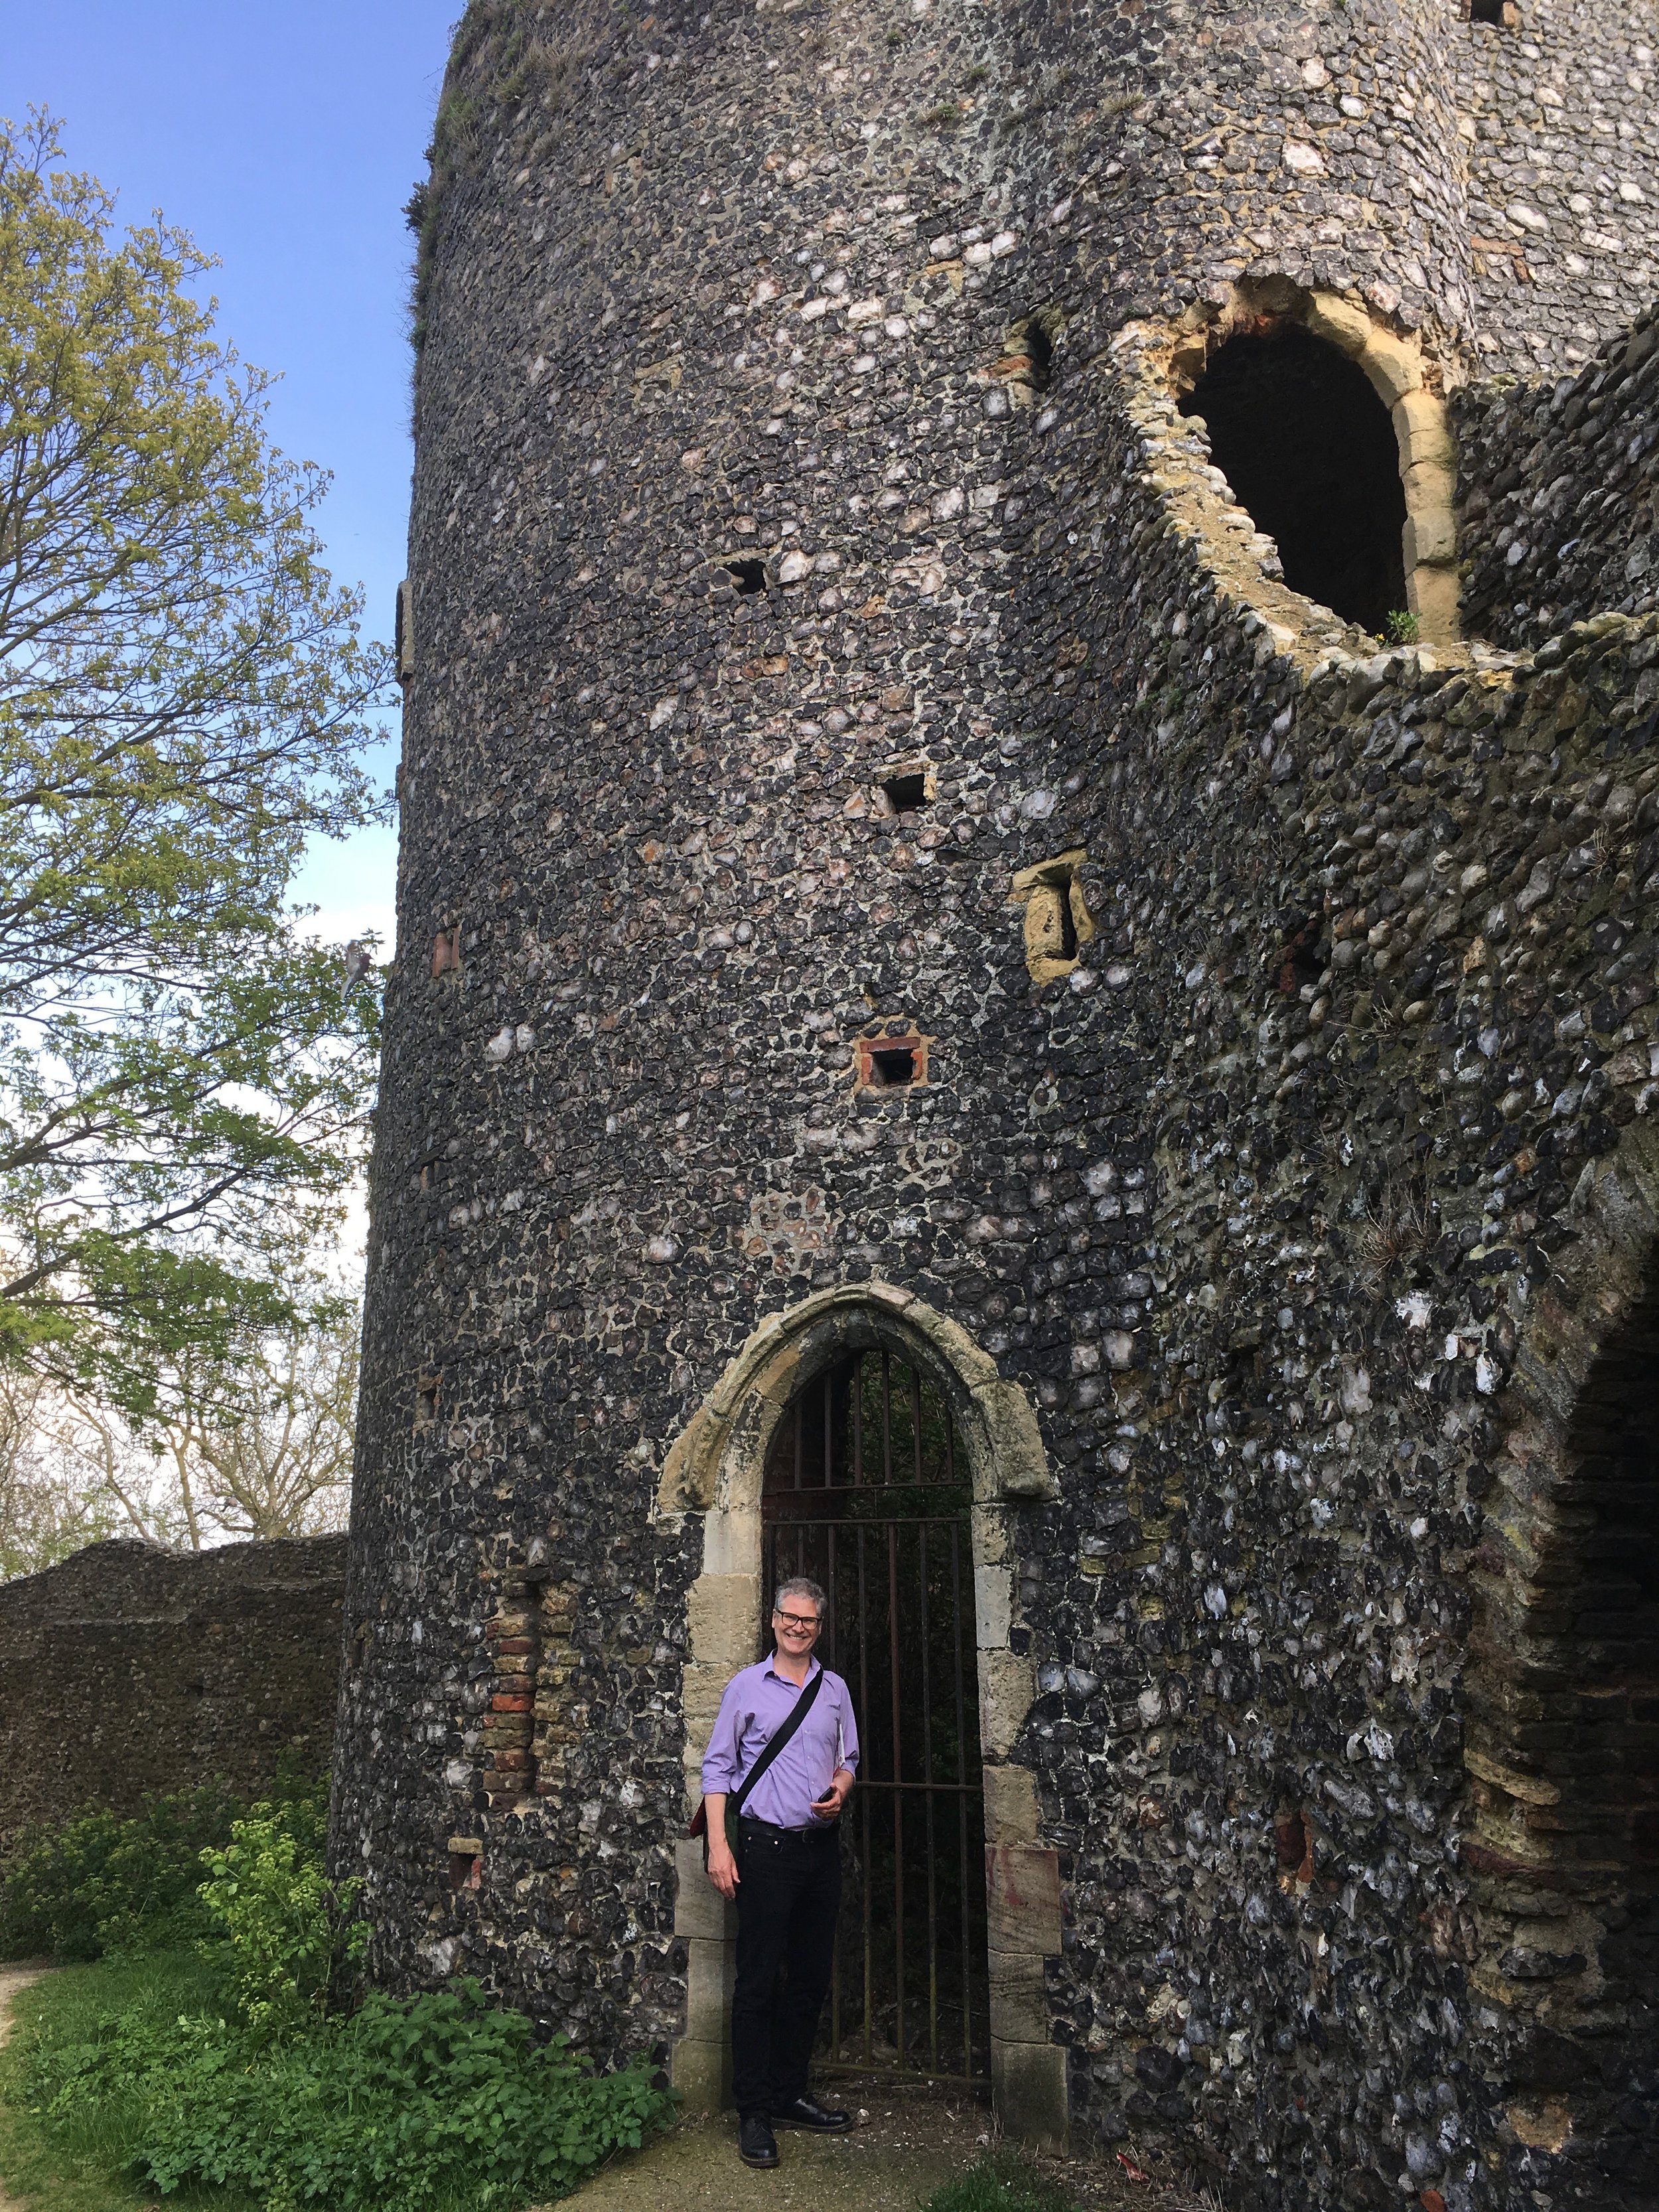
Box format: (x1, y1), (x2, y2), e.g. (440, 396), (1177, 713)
(1454, 304), (1659, 650)
(0, 1536), (347, 1855)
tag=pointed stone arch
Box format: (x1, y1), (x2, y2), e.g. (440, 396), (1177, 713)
(661, 1282), (1067, 2146)
(1466, 1128), (1659, 2199)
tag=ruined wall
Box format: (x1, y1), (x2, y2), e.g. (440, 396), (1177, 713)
(0, 1537), (347, 1854)
(338, 1), (1659, 2207)
(1461, 0), (1659, 376)
(1455, 303), (1659, 649)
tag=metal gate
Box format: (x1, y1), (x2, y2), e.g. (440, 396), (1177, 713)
(761, 1349), (989, 2086)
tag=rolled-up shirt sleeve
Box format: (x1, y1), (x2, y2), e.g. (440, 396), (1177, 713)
(701, 1674), (747, 1796)
(838, 1680), (859, 1773)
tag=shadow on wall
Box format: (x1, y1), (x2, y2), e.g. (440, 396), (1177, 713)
(1467, 1169), (1659, 2201)
(1179, 323), (1407, 637)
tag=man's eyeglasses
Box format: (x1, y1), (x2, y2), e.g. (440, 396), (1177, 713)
(774, 1610), (822, 1631)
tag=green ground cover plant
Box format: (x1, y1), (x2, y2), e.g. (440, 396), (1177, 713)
(0, 1756), (328, 1965)
(0, 1786), (672, 2211)
(0, 1950), (258, 2211)
(921, 2148), (1081, 2212)
(0, 1786), (250, 1962)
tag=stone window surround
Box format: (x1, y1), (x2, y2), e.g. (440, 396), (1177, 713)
(1167, 280), (1463, 648)
(658, 1282), (1069, 2146)
(1011, 848), (1096, 986)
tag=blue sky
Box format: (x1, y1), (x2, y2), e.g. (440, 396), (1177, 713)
(5, 0), (462, 949)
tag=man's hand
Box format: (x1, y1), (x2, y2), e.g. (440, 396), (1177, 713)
(704, 1798), (738, 1897)
(707, 1838), (740, 1898)
(810, 1767), (855, 1821)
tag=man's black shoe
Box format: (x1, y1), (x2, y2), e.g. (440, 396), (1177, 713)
(739, 2114), (780, 2168)
(770, 2094), (853, 2132)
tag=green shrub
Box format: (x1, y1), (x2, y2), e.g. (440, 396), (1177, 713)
(1, 1786), (249, 1962)
(922, 2147), (1080, 2212)
(28, 1976), (669, 2212)
(196, 1791), (362, 2040)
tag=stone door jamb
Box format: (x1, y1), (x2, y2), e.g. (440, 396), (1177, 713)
(658, 1281), (1068, 2147)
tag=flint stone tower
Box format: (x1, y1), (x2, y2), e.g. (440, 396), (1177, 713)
(334, 1), (1659, 2205)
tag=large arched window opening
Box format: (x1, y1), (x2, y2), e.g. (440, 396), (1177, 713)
(763, 1348), (991, 2087)
(1179, 323), (1407, 636)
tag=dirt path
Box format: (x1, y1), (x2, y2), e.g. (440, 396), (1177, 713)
(551, 2087), (1220, 2212)
(551, 2093), (985, 2212)
(0, 1967), (52, 2212)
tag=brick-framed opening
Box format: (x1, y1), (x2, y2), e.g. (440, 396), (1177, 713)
(854, 1024), (932, 1092)
(1468, 1131), (1659, 2200)
(656, 1284), (1067, 2146)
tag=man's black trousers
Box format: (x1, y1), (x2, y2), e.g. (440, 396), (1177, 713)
(731, 1818), (841, 2116)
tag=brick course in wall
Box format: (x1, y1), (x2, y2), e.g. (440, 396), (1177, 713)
(332, 4), (1659, 2207)
(0, 1537), (347, 1856)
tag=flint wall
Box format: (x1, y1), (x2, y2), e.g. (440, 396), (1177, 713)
(336, 3), (1659, 2206)
(0, 1537), (346, 1855)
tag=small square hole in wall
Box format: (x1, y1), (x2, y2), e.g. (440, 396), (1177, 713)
(1468, 0), (1516, 23)
(881, 772), (929, 814)
(417, 1374), (441, 1426)
(447, 1842), (482, 1892)
(727, 557), (768, 595)
(855, 1028), (930, 1090)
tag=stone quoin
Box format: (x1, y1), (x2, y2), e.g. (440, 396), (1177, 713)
(330, 2), (1659, 2206)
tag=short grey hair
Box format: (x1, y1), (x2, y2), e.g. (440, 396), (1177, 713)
(773, 1576), (826, 1619)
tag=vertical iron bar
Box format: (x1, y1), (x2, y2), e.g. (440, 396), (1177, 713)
(853, 1357), (864, 1487)
(824, 1367), (834, 1494)
(826, 1516), (840, 2063)
(951, 1520), (974, 2077)
(910, 1364), (924, 1487)
(888, 1517), (904, 2073)
(920, 1520), (939, 2069)
(794, 1390), (803, 1491)
(857, 1518), (873, 2066)
(881, 1351), (893, 1487)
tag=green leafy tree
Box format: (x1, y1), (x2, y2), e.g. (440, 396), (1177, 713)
(0, 111), (390, 1414)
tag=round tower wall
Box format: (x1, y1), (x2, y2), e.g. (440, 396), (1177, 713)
(334, 1), (1659, 2202)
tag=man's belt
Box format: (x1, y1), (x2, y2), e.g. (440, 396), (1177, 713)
(738, 1814), (838, 1840)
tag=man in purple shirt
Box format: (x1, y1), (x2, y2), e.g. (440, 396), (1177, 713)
(701, 1575), (859, 2170)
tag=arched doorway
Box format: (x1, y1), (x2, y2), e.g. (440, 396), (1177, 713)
(662, 1284), (1066, 2147)
(762, 1348), (989, 2085)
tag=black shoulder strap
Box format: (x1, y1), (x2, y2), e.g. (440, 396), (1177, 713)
(733, 1667), (826, 1815)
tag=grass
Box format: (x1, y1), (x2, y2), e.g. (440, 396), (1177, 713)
(0, 1953), (258, 2212)
(922, 2148), (1080, 2212)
